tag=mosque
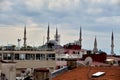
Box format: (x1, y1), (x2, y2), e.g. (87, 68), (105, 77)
(39, 23), (62, 51)
(0, 23), (117, 63)
(0, 24), (119, 80)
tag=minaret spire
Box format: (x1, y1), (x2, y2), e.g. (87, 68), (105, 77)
(79, 26), (82, 47)
(23, 25), (27, 48)
(47, 23), (50, 43)
(111, 31), (114, 55)
(54, 27), (60, 44)
(55, 27), (58, 41)
(93, 36), (98, 53)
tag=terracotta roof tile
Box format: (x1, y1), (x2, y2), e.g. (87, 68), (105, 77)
(53, 66), (120, 80)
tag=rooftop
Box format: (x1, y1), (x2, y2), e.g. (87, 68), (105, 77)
(53, 66), (120, 80)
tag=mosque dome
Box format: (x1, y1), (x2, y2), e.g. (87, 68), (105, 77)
(48, 40), (58, 46)
(39, 40), (62, 50)
(47, 40), (62, 49)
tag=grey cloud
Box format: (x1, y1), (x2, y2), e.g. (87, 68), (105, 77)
(0, 0), (120, 34)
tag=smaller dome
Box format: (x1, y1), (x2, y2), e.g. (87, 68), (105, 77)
(40, 40), (62, 50)
(48, 40), (58, 45)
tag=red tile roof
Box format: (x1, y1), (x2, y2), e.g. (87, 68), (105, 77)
(53, 66), (120, 80)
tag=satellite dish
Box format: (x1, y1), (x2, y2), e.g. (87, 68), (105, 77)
(25, 68), (32, 76)
(84, 57), (93, 66)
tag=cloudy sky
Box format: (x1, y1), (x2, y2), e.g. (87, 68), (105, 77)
(0, 0), (120, 54)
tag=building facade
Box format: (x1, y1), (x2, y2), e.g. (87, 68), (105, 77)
(0, 50), (56, 69)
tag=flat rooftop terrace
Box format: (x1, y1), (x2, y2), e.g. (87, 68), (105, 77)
(53, 66), (120, 80)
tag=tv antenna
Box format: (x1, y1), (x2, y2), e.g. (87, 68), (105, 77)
(17, 38), (21, 50)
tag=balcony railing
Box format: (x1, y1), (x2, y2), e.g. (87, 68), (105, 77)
(51, 66), (68, 78)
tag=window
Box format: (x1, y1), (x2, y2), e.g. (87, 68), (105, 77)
(26, 54), (30, 60)
(7, 53), (12, 60)
(0, 53), (2, 59)
(15, 54), (19, 60)
(19, 54), (25, 60)
(40, 54), (45, 60)
(3, 53), (7, 60)
(47, 54), (55, 60)
(36, 54), (40, 60)
(25, 54), (35, 60)
(3, 53), (13, 60)
(30, 54), (35, 60)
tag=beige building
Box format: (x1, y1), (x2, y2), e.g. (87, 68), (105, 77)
(0, 50), (56, 74)
(0, 50), (56, 68)
(0, 60), (16, 80)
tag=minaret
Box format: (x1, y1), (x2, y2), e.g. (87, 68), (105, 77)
(93, 36), (98, 53)
(79, 26), (82, 47)
(23, 25), (27, 48)
(55, 27), (58, 41)
(54, 27), (60, 44)
(47, 23), (50, 43)
(111, 31), (114, 55)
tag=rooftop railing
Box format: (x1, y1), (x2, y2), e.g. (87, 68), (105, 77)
(51, 66), (68, 78)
